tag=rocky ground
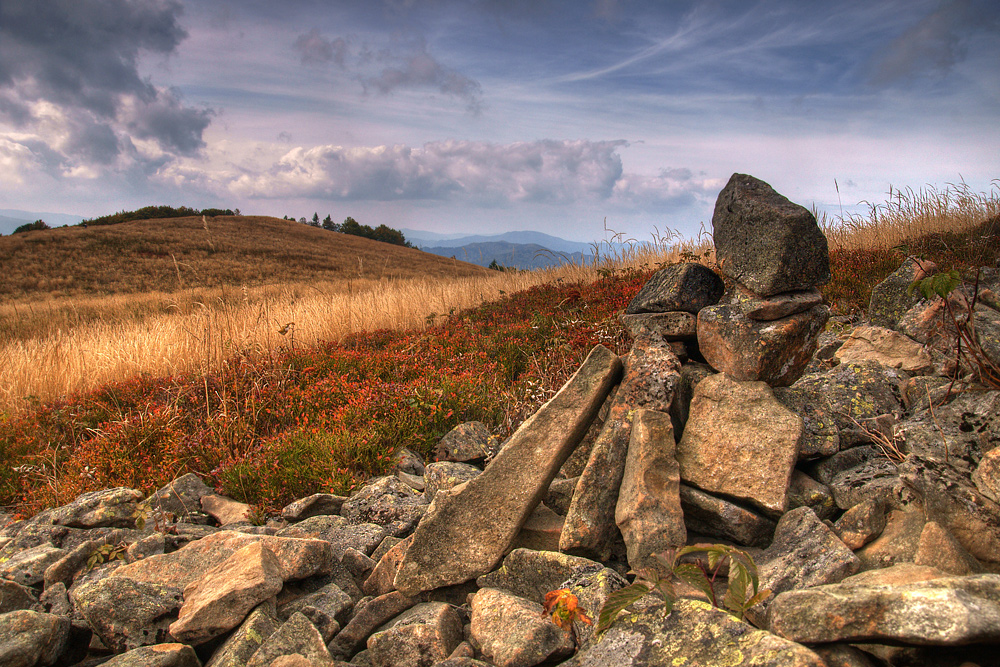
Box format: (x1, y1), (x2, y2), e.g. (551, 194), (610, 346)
(2, 174), (1000, 667)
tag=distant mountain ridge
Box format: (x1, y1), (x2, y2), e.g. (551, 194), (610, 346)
(0, 209), (85, 235)
(402, 229), (595, 254)
(422, 241), (592, 270)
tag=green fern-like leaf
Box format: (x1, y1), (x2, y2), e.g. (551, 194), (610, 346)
(596, 581), (651, 634)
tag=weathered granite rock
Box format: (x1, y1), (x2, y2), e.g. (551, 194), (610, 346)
(434, 422), (498, 464)
(0, 543), (66, 587)
(756, 507), (860, 607)
(111, 530), (332, 588)
(72, 575), (184, 652)
(367, 602), (463, 667)
(476, 549), (604, 604)
(835, 325), (933, 372)
(247, 612), (336, 667)
(973, 447), (1000, 505)
(561, 336), (680, 560)
(810, 445), (901, 510)
(169, 540), (285, 645)
(913, 520), (985, 575)
(833, 495), (888, 550)
(199, 493), (250, 526)
(340, 476), (428, 537)
(900, 454), (1000, 567)
(666, 362), (713, 437)
(566, 598), (825, 667)
(49, 487), (144, 529)
(615, 408), (685, 573)
(619, 312), (698, 341)
(512, 504), (564, 552)
(868, 257), (938, 329)
(783, 360), (905, 434)
(278, 516), (386, 560)
(364, 536), (412, 597)
(0, 610), (70, 667)
(724, 284), (825, 321)
(678, 484), (776, 548)
(767, 574), (1000, 645)
(470, 588), (576, 667)
(786, 470), (838, 521)
(624, 262), (724, 314)
(712, 173), (831, 296)
(773, 384), (840, 459)
(327, 591), (418, 660)
(901, 389), (1000, 467)
(697, 303), (829, 386)
(855, 509), (927, 571)
(281, 494), (347, 522)
(810, 645), (879, 667)
(394, 346), (621, 595)
(44, 538), (105, 589)
(675, 373), (802, 516)
(142, 473), (215, 521)
(101, 643), (202, 666)
(205, 602), (280, 667)
(0, 579), (39, 613)
(278, 582), (352, 642)
(544, 477), (578, 515)
(423, 462), (481, 503)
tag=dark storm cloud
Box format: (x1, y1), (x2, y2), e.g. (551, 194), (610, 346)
(0, 0), (211, 174)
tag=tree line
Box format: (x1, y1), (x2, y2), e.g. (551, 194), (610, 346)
(285, 213), (412, 248)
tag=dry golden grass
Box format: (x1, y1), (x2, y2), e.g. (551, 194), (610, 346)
(0, 215), (689, 415)
(821, 179), (1000, 252)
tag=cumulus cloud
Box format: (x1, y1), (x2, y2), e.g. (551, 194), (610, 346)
(0, 0), (211, 180)
(224, 138), (712, 212)
(867, 0), (978, 85)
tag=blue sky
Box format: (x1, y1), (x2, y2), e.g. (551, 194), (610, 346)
(1, 0), (997, 243)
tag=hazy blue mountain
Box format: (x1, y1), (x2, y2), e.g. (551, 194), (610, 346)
(422, 241), (592, 270)
(402, 229), (595, 255)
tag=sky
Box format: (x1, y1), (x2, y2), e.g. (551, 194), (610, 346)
(0, 0), (998, 244)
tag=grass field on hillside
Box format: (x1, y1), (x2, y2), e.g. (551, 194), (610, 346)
(0, 181), (997, 519)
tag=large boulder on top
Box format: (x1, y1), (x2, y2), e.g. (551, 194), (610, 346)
(712, 173), (831, 296)
(624, 262), (724, 314)
(393, 345), (622, 595)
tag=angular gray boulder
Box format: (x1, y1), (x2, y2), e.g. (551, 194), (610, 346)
(393, 345), (621, 595)
(712, 173), (831, 296)
(624, 262), (724, 314)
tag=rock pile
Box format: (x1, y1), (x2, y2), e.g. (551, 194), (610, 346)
(3, 174), (1000, 667)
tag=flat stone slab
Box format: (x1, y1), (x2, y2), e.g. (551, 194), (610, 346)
(768, 574), (1000, 646)
(393, 345), (622, 595)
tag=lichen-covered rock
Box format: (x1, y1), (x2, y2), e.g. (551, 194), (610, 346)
(169, 541), (284, 645)
(72, 575), (184, 652)
(973, 447), (1000, 505)
(470, 588), (576, 667)
(561, 336), (680, 560)
(855, 508), (927, 571)
(835, 325), (933, 372)
(281, 494), (347, 522)
(476, 549), (604, 605)
(566, 598), (825, 667)
(678, 484), (776, 548)
(619, 312), (698, 341)
(394, 346), (621, 595)
(142, 473), (215, 521)
(615, 408), (685, 573)
(809, 445), (901, 510)
(624, 262), (724, 314)
(712, 173), (831, 297)
(278, 581), (352, 642)
(278, 516), (386, 560)
(327, 591), (418, 661)
(102, 643), (202, 667)
(423, 462), (481, 503)
(767, 574), (1000, 646)
(867, 257), (937, 330)
(363, 536), (412, 597)
(49, 487), (144, 529)
(676, 373), (802, 516)
(833, 495), (888, 550)
(913, 521), (985, 576)
(0, 579), (39, 614)
(724, 285), (825, 321)
(434, 422), (499, 464)
(697, 303), (829, 387)
(205, 602), (281, 667)
(339, 476), (428, 537)
(0, 543), (66, 587)
(367, 602), (463, 667)
(773, 383), (840, 459)
(0, 610), (70, 667)
(786, 470), (838, 521)
(246, 612), (336, 667)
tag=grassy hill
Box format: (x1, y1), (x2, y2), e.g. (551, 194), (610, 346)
(0, 215), (488, 298)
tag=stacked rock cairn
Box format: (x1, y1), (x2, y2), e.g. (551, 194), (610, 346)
(2, 173), (1000, 667)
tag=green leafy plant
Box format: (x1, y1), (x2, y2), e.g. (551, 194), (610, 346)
(86, 541), (128, 571)
(596, 544), (771, 634)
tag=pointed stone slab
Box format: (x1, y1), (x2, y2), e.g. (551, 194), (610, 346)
(393, 345), (622, 596)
